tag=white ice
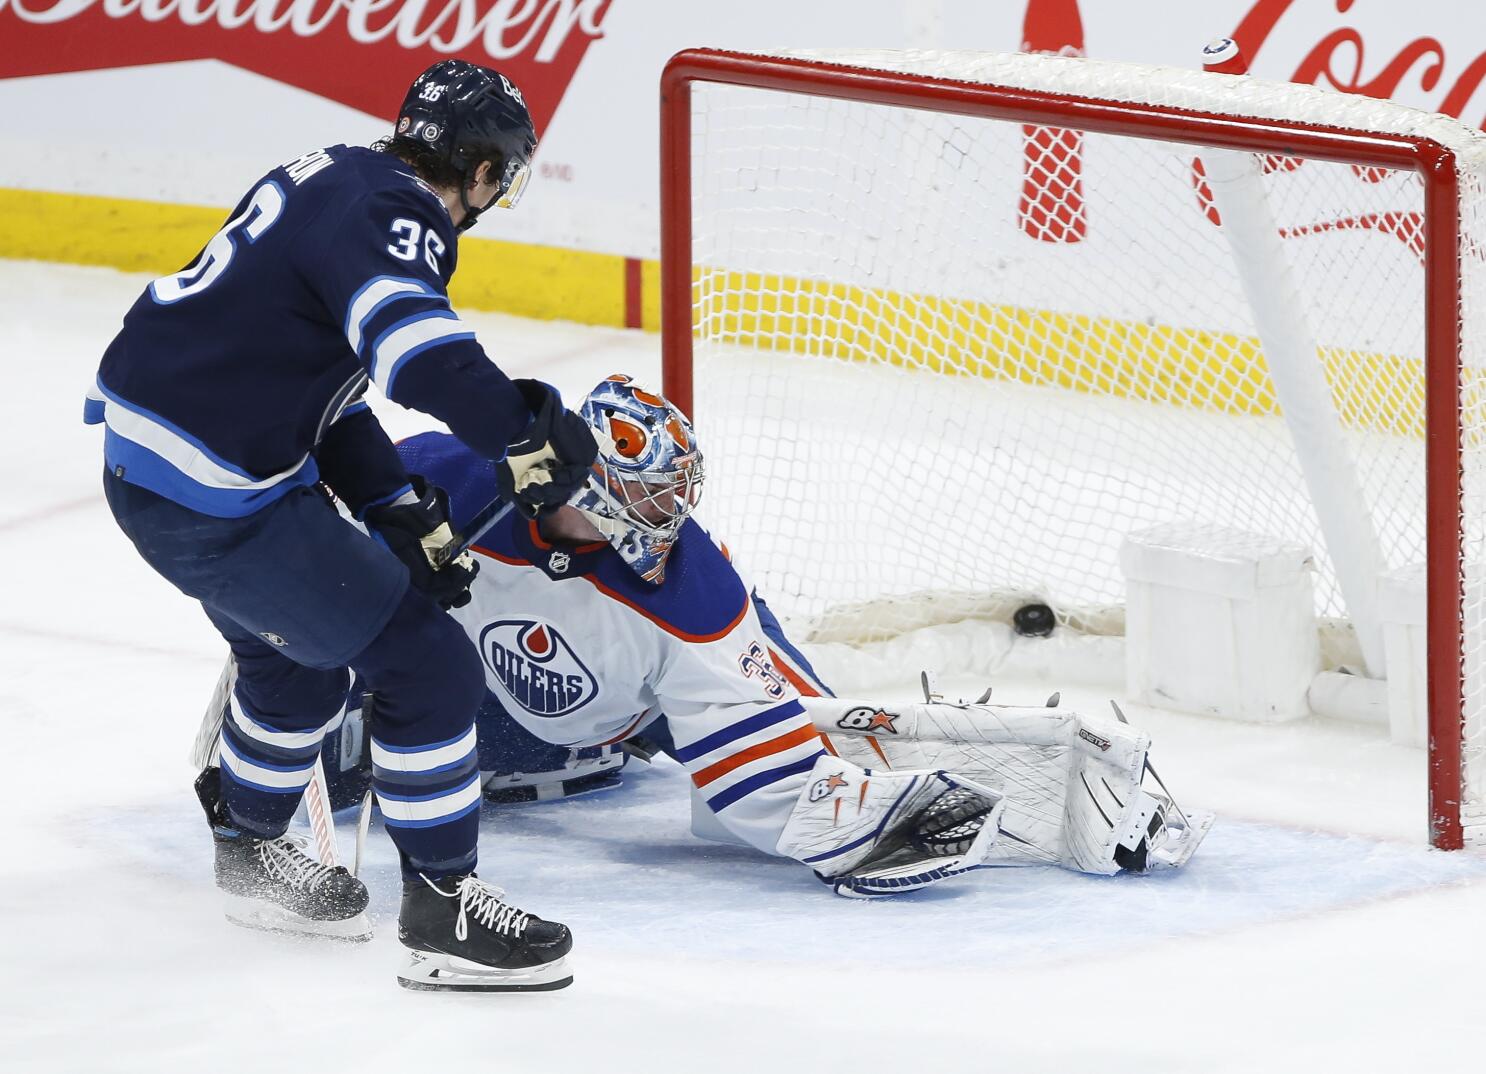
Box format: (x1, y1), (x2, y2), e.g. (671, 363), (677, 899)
(4, 261), (1485, 1074)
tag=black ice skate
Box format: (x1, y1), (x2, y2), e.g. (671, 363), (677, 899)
(194, 768), (372, 941)
(398, 873), (573, 992)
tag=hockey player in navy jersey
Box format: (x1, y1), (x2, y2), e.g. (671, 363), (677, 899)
(309, 377), (1210, 900)
(89, 61), (592, 991)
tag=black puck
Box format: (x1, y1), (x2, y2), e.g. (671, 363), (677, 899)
(1013, 602), (1056, 637)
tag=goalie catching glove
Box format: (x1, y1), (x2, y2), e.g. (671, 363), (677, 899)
(363, 476), (479, 609)
(775, 755), (1006, 898)
(497, 379), (600, 517)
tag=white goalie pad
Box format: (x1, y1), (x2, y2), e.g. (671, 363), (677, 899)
(805, 697), (1210, 875)
(775, 755), (1005, 898)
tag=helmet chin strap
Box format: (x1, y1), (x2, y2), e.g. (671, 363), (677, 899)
(455, 182), (501, 233)
(574, 505), (629, 546)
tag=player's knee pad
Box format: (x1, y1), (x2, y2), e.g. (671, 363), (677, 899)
(775, 755), (1004, 898)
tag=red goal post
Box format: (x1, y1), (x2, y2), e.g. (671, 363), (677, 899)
(659, 47), (1476, 848)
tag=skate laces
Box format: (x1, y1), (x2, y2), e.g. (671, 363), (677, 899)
(421, 874), (530, 942)
(257, 833), (340, 892)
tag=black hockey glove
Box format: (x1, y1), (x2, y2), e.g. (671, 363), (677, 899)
(363, 476), (479, 609)
(496, 379), (600, 518)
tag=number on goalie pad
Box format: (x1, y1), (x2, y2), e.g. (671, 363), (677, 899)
(775, 755), (1005, 898)
(804, 698), (1211, 875)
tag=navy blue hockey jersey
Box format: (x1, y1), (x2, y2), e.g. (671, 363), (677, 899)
(86, 145), (529, 517)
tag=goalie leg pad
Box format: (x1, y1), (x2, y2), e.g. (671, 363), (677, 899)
(775, 756), (1004, 898)
(1062, 717), (1214, 874)
(807, 698), (1211, 874)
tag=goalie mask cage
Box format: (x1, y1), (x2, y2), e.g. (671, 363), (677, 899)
(658, 48), (1486, 849)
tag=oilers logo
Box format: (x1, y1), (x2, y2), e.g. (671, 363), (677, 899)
(479, 619), (598, 718)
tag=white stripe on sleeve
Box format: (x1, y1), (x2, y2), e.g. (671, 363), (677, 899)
(368, 313), (475, 394)
(345, 277), (432, 354)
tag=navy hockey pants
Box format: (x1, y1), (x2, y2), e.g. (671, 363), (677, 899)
(104, 471), (486, 880)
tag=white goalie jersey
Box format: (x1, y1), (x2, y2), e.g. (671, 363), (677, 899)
(452, 504), (831, 856)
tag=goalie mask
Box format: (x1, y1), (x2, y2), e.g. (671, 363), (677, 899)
(570, 376), (704, 584)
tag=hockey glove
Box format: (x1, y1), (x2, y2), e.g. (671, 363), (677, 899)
(363, 477), (479, 609)
(496, 380), (599, 518)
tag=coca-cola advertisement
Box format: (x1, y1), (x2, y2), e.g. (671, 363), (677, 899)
(1227, 0), (1486, 126)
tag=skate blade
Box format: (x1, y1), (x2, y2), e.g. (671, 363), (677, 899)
(1151, 810), (1216, 870)
(397, 950), (573, 992)
(222, 893), (373, 943)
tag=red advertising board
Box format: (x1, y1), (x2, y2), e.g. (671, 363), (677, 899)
(0, 0), (614, 131)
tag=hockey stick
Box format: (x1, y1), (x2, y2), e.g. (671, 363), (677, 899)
(303, 756), (342, 868)
(352, 790), (374, 877)
(438, 497), (515, 564)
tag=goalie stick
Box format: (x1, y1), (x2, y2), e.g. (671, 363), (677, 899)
(191, 655), (352, 872)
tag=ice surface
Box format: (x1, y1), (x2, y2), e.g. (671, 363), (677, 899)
(4, 262), (1486, 1074)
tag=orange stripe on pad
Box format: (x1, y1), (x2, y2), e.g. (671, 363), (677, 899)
(819, 733), (839, 756)
(770, 647), (821, 698)
(858, 779), (870, 814)
(691, 723), (821, 789)
(865, 736), (892, 769)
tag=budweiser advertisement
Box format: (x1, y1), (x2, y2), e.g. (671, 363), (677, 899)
(0, 0), (614, 131)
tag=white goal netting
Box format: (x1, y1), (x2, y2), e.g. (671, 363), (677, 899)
(676, 49), (1486, 842)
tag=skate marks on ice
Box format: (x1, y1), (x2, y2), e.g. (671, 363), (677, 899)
(301, 758), (1486, 970)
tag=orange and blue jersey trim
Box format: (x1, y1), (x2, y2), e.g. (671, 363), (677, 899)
(468, 505), (752, 643)
(752, 589), (833, 697)
(705, 753), (823, 813)
(691, 721), (822, 788)
(670, 698), (824, 813)
(672, 699), (806, 763)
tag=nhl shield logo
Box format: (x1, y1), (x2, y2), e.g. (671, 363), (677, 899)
(479, 619), (598, 718)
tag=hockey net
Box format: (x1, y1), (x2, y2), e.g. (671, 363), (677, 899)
(659, 48), (1486, 848)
